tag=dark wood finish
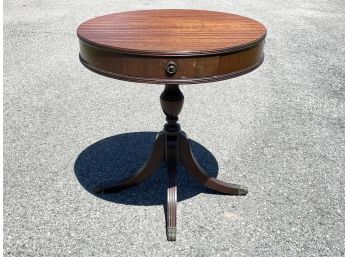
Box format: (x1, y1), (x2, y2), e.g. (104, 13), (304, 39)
(77, 9), (266, 56)
(78, 42), (264, 84)
(161, 84), (182, 241)
(94, 132), (165, 194)
(165, 134), (178, 241)
(95, 85), (248, 241)
(78, 9), (266, 241)
(179, 131), (248, 195)
(77, 9), (266, 84)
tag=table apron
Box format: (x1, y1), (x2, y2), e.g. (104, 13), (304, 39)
(79, 40), (265, 84)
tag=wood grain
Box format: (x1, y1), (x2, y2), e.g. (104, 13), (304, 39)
(77, 9), (266, 84)
(79, 41), (264, 84)
(77, 9), (266, 56)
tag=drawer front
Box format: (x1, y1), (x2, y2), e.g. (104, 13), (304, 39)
(79, 40), (264, 84)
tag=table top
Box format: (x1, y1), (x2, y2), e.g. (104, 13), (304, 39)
(77, 9), (266, 56)
(77, 9), (267, 84)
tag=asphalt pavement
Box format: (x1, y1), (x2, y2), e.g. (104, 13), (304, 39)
(4, 0), (344, 256)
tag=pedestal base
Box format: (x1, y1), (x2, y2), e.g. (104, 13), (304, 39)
(95, 85), (248, 241)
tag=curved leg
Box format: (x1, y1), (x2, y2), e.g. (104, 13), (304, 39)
(95, 131), (165, 194)
(178, 131), (248, 195)
(165, 135), (178, 241)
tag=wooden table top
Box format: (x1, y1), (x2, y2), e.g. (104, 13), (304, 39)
(77, 9), (267, 84)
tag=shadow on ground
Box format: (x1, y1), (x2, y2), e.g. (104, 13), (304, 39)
(74, 131), (219, 206)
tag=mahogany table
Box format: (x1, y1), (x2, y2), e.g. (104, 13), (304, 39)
(77, 9), (266, 241)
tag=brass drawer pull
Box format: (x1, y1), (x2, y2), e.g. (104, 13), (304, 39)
(165, 61), (177, 76)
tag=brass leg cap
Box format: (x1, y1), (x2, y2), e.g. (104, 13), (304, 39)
(238, 186), (248, 195)
(166, 227), (176, 241)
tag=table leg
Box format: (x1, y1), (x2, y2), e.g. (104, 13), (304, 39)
(93, 83), (247, 241)
(178, 131), (248, 195)
(95, 131), (165, 194)
(165, 134), (178, 241)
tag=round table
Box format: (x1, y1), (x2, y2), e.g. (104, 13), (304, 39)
(77, 9), (267, 241)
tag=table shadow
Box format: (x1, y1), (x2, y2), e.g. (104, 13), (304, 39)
(74, 131), (219, 206)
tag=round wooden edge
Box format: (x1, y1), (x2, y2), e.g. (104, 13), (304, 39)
(77, 33), (266, 57)
(79, 53), (264, 85)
